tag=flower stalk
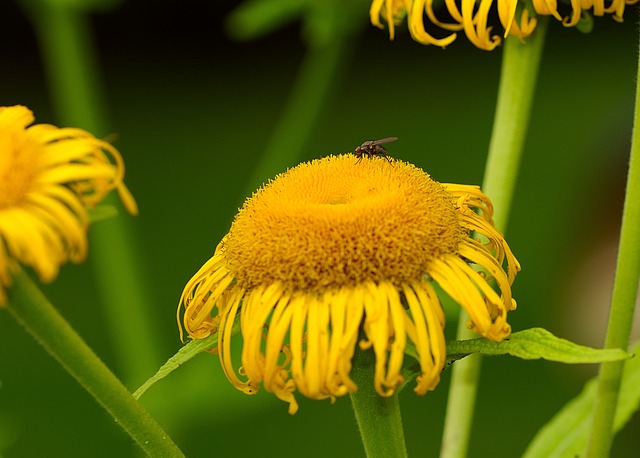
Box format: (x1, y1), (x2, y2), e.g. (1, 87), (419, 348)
(241, 5), (362, 197)
(349, 345), (407, 458)
(5, 267), (184, 457)
(482, 18), (549, 231)
(586, 22), (640, 457)
(23, 1), (158, 384)
(440, 19), (548, 458)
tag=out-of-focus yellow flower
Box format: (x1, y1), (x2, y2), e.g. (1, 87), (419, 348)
(178, 154), (519, 413)
(0, 105), (137, 304)
(371, 0), (638, 50)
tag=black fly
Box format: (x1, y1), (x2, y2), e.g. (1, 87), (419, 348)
(354, 137), (398, 164)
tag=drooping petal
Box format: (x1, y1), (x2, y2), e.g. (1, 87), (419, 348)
(460, 0), (501, 51)
(408, 0), (458, 47)
(177, 154), (519, 413)
(403, 280), (446, 394)
(370, 0), (633, 49)
(0, 105), (137, 303)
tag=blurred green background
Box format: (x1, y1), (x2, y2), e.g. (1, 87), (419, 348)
(0, 1), (638, 456)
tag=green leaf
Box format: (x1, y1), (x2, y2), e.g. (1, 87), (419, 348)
(522, 340), (640, 458)
(133, 337), (216, 400)
(226, 0), (369, 48)
(140, 326), (631, 401)
(133, 318), (240, 400)
(88, 205), (119, 223)
(446, 328), (630, 364)
(225, 0), (304, 41)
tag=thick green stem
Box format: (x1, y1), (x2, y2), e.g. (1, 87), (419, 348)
(440, 22), (548, 458)
(585, 24), (640, 458)
(25, 1), (106, 133)
(243, 30), (356, 197)
(5, 268), (184, 457)
(24, 2), (158, 385)
(349, 348), (407, 458)
(482, 23), (548, 232)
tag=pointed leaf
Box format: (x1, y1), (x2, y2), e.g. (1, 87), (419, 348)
(225, 0), (304, 41)
(133, 318), (240, 399)
(522, 340), (640, 458)
(133, 337), (216, 400)
(446, 328), (630, 364)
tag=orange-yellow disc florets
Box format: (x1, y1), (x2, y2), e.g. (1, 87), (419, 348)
(0, 105), (137, 304)
(224, 154), (464, 292)
(179, 153), (520, 414)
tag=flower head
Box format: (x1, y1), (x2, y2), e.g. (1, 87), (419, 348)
(178, 154), (519, 414)
(370, 0), (638, 50)
(0, 105), (137, 304)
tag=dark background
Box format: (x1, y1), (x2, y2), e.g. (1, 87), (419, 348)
(0, 1), (638, 456)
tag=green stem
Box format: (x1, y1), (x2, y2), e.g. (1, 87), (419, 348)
(585, 24), (640, 458)
(349, 347), (407, 458)
(24, 1), (106, 134)
(482, 23), (548, 232)
(440, 22), (548, 458)
(5, 268), (184, 457)
(24, 1), (158, 385)
(243, 27), (356, 197)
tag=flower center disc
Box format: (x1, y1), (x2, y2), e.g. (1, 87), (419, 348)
(224, 154), (463, 291)
(0, 112), (41, 208)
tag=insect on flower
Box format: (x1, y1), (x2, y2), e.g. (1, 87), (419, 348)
(354, 137), (398, 164)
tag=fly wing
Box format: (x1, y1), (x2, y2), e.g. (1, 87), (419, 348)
(372, 137), (398, 145)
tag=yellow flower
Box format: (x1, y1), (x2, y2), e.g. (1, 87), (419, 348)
(370, 0), (637, 50)
(178, 154), (519, 414)
(0, 105), (137, 304)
